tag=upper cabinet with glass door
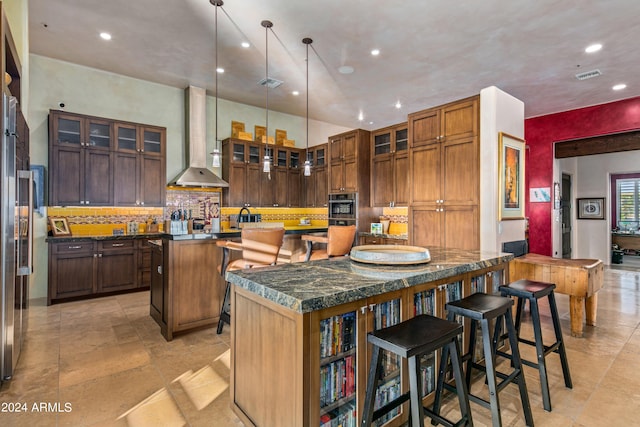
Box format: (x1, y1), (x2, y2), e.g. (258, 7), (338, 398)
(51, 111), (112, 151)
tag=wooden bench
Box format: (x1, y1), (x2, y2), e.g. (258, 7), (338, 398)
(508, 254), (604, 337)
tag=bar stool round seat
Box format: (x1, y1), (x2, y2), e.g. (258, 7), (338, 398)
(361, 314), (473, 427)
(499, 279), (572, 412)
(432, 293), (534, 427)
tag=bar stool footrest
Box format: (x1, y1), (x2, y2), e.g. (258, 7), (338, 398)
(371, 392), (410, 422)
(424, 405), (470, 427)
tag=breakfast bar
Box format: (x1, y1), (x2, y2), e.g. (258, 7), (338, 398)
(225, 248), (513, 427)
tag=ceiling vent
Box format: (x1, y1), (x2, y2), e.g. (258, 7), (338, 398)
(258, 77), (283, 88)
(575, 69), (602, 80)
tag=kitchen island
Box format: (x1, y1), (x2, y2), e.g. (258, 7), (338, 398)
(225, 248), (512, 427)
(150, 225), (327, 340)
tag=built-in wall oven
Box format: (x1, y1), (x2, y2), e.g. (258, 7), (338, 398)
(328, 193), (357, 226)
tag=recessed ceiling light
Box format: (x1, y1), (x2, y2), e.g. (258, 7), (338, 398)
(292, 91), (299, 96)
(371, 49), (380, 56)
(339, 65), (354, 74)
(358, 112), (364, 121)
(613, 83), (627, 91)
(395, 101), (402, 109)
(369, 121), (373, 125)
(585, 43), (602, 53)
(216, 67), (224, 73)
(99, 32), (112, 41)
(241, 42), (250, 48)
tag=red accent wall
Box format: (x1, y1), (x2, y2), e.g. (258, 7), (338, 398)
(524, 96), (640, 255)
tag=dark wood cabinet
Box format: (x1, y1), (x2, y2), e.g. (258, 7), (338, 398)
(49, 110), (165, 207)
(223, 139), (303, 207)
(150, 241), (167, 335)
(371, 123), (409, 207)
(114, 124), (166, 207)
(408, 96), (480, 250)
(328, 129), (371, 200)
(48, 238), (152, 304)
(304, 144), (328, 207)
(359, 235), (408, 245)
(222, 138), (263, 207)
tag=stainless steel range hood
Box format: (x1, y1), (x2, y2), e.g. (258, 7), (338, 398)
(169, 86), (229, 187)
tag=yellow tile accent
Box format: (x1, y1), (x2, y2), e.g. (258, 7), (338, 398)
(383, 206), (409, 216)
(388, 222), (408, 235)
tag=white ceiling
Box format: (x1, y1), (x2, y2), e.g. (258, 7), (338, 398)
(28, 0), (640, 130)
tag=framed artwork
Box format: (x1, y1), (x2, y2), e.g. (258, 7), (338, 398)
(254, 125), (266, 142)
(577, 198), (605, 220)
(275, 129), (287, 144)
(530, 187), (551, 202)
(231, 120), (245, 138)
(49, 217), (72, 236)
(370, 223), (382, 234)
(498, 132), (526, 220)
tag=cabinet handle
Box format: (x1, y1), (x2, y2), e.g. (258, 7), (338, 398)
(111, 243), (125, 247)
(68, 245), (82, 250)
(140, 202), (144, 206)
(94, 254), (98, 258)
(157, 266), (162, 274)
(369, 303), (376, 312)
(98, 253), (103, 257)
(360, 306), (367, 314)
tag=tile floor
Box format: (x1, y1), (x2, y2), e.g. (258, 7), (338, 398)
(1, 266), (639, 426)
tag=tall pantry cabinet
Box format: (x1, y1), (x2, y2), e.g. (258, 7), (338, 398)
(408, 96), (480, 250)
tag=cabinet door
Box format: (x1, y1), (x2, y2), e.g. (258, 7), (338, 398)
(342, 158), (358, 192)
(442, 136), (478, 205)
(141, 127), (165, 156)
(329, 161), (345, 193)
(114, 151), (139, 205)
(329, 136), (343, 163)
(442, 205), (479, 250)
(372, 156), (393, 207)
(273, 167), (288, 207)
(393, 152), (410, 206)
(226, 163), (247, 207)
(410, 206), (442, 247)
(441, 98), (478, 142)
(86, 119), (112, 150)
(49, 243), (96, 300)
(140, 154), (165, 206)
(97, 243), (137, 292)
(288, 169), (302, 207)
(138, 241), (152, 288)
(84, 149), (113, 205)
(50, 145), (83, 206)
(150, 244), (164, 320)
(410, 144), (441, 205)
(261, 169), (277, 206)
(115, 123), (138, 153)
(304, 173), (315, 207)
(314, 167), (328, 207)
(409, 108), (440, 148)
(342, 132), (357, 161)
(51, 113), (84, 146)
(245, 164), (262, 207)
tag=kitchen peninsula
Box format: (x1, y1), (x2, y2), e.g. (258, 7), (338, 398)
(225, 248), (512, 427)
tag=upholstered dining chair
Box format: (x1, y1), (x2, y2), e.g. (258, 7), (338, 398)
(216, 227), (285, 333)
(301, 225), (356, 262)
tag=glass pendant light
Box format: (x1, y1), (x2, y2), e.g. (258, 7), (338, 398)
(303, 37), (312, 177)
(210, 0), (223, 168)
(262, 20), (273, 176)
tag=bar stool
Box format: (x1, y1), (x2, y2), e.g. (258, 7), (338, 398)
(432, 293), (534, 427)
(361, 314), (473, 427)
(498, 279), (572, 412)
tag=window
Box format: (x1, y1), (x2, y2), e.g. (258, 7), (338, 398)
(617, 178), (640, 229)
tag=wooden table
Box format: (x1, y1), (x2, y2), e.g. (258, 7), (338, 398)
(509, 254), (603, 337)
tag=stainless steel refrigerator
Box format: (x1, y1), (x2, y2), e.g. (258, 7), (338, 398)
(1, 92), (33, 382)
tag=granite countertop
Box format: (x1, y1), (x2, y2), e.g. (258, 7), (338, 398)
(359, 232), (409, 240)
(46, 225), (329, 242)
(226, 248), (513, 313)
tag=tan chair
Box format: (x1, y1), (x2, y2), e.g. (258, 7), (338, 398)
(216, 227), (285, 333)
(301, 225), (356, 261)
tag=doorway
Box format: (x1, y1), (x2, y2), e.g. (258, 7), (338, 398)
(561, 173), (572, 259)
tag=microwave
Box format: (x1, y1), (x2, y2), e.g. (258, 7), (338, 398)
(328, 193), (357, 219)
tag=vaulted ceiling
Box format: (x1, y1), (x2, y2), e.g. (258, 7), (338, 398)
(28, 0), (640, 129)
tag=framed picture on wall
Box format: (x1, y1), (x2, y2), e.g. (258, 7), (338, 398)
(498, 132), (526, 220)
(577, 198), (605, 220)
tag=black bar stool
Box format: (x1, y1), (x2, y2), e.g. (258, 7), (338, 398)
(432, 293), (534, 427)
(361, 314), (473, 427)
(498, 279), (572, 412)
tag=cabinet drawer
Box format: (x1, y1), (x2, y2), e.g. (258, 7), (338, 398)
(52, 241), (94, 253)
(99, 240), (135, 251)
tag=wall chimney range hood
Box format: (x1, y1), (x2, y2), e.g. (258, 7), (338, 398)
(169, 86), (229, 187)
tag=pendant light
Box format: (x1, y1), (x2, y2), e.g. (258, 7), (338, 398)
(302, 37), (313, 177)
(210, 0), (223, 168)
(262, 20), (273, 176)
